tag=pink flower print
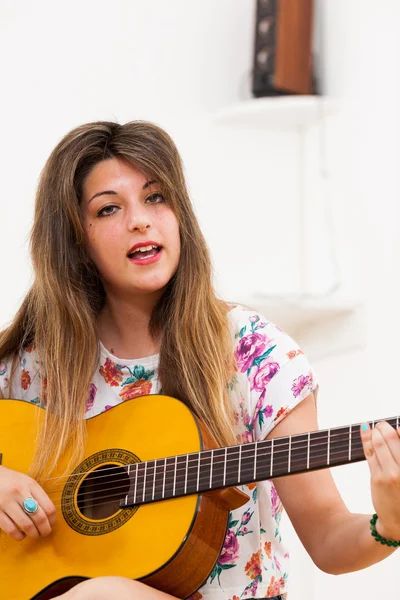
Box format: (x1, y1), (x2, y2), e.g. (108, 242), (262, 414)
(104, 405), (114, 411)
(249, 315), (259, 323)
(270, 483), (281, 518)
(249, 359), (280, 392)
(291, 374), (311, 398)
(218, 529), (239, 565)
(85, 383), (97, 412)
(254, 393), (273, 419)
(241, 510), (252, 526)
(241, 429), (253, 443)
(245, 578), (259, 597)
(274, 554), (281, 571)
(252, 391), (274, 431)
(0, 361), (6, 376)
(235, 333), (270, 372)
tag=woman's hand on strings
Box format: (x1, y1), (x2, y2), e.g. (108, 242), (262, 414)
(0, 465), (56, 540)
(361, 421), (400, 540)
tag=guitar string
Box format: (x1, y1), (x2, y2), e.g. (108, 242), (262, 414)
(38, 418), (394, 486)
(48, 440), (366, 512)
(42, 432), (367, 497)
(44, 441), (366, 510)
(42, 431), (363, 495)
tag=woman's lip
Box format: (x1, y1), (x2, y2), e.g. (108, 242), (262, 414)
(128, 248), (163, 265)
(128, 241), (161, 253)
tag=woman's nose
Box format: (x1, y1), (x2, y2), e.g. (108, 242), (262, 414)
(127, 208), (152, 232)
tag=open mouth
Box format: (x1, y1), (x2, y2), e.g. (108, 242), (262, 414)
(127, 244), (162, 260)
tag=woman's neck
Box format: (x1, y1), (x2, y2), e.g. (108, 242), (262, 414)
(97, 295), (160, 360)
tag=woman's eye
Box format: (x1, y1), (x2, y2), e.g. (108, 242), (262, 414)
(97, 205), (119, 217)
(146, 193), (165, 204)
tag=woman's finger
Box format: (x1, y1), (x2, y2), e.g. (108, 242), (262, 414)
(360, 423), (382, 472)
(373, 421), (400, 467)
(31, 480), (57, 526)
(371, 422), (400, 474)
(0, 510), (26, 541)
(5, 502), (41, 539)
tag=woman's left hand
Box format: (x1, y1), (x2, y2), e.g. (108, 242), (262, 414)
(361, 421), (400, 540)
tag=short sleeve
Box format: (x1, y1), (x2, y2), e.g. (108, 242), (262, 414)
(0, 357), (11, 397)
(0, 349), (42, 403)
(231, 306), (317, 442)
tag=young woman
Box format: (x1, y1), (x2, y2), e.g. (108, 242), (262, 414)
(0, 121), (399, 600)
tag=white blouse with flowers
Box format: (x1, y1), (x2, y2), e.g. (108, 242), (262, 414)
(0, 305), (317, 599)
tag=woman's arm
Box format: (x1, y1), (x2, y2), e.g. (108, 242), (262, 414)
(268, 394), (400, 575)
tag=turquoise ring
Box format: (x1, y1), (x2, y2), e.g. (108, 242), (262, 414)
(22, 497), (39, 515)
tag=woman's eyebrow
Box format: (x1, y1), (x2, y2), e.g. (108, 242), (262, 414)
(88, 180), (157, 204)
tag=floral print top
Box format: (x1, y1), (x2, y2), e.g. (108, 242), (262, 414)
(0, 305), (317, 600)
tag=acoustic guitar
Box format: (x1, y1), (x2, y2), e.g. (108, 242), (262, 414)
(0, 396), (396, 600)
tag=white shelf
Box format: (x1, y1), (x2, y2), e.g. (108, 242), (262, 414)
(235, 295), (358, 335)
(213, 96), (337, 131)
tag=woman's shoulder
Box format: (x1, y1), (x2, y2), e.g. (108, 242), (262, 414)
(227, 303), (311, 377)
(227, 304), (296, 348)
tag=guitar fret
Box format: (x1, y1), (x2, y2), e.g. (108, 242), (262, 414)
(327, 429), (330, 466)
(288, 436), (292, 473)
(197, 452), (201, 491)
(270, 438), (274, 477)
(134, 463), (139, 503)
(348, 425), (352, 462)
(184, 455), (189, 494)
(223, 447), (227, 486)
(224, 447), (239, 487)
(209, 450), (214, 489)
(142, 461), (148, 503)
(307, 432), (310, 469)
(173, 456), (177, 497)
(198, 450), (212, 491)
(238, 446), (242, 483)
(186, 453), (198, 495)
(152, 460), (157, 501)
(253, 442), (258, 480)
(162, 457), (167, 498)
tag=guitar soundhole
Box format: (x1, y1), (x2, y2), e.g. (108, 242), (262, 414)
(77, 464), (130, 520)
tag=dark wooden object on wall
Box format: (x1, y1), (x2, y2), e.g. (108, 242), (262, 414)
(252, 0), (314, 97)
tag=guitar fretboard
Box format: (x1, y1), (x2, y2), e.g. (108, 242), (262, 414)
(120, 416), (399, 508)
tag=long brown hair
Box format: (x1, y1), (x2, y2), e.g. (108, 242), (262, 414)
(0, 121), (237, 477)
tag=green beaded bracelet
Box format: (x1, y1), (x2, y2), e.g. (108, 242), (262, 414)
(370, 514), (400, 547)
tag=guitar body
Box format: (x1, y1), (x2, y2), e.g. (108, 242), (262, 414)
(0, 396), (248, 600)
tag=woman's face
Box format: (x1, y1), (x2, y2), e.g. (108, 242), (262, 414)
(81, 157), (181, 304)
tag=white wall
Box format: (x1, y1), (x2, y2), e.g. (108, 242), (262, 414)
(1, 1), (399, 598)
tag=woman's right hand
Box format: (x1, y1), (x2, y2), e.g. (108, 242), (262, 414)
(0, 465), (56, 541)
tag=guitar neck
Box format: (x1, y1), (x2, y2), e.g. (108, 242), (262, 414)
(121, 416), (400, 508)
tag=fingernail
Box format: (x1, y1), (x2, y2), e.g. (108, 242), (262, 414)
(361, 423), (369, 431)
